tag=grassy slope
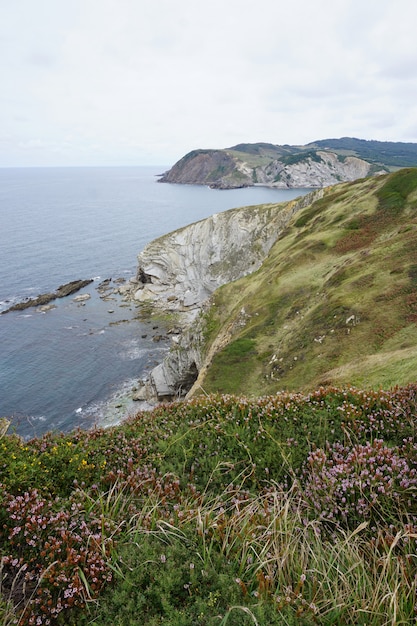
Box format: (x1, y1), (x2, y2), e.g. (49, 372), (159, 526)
(197, 169), (417, 396)
(228, 138), (417, 168)
(3, 170), (417, 626)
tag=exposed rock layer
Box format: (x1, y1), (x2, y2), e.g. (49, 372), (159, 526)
(159, 144), (387, 189)
(126, 190), (323, 399)
(255, 151), (372, 188)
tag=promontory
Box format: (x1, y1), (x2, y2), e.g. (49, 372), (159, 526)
(158, 137), (417, 189)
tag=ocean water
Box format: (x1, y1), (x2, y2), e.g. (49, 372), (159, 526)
(0, 166), (309, 438)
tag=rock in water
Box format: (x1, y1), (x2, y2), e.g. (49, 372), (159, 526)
(2, 279), (93, 314)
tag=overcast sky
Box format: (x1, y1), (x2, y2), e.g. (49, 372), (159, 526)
(1, 0), (417, 167)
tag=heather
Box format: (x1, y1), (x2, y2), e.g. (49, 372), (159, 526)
(1, 384), (417, 624)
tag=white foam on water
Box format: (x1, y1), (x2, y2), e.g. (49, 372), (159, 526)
(82, 377), (156, 429)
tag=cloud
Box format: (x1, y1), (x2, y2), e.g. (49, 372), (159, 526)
(1, 0), (417, 166)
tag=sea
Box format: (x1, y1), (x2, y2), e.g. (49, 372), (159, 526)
(0, 166), (309, 439)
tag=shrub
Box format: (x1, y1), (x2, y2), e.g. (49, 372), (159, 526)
(0, 486), (116, 624)
(302, 439), (417, 530)
(2, 384), (417, 623)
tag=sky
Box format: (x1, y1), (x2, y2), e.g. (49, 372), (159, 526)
(1, 0), (417, 167)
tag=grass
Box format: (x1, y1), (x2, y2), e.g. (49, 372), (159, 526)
(196, 171), (417, 396)
(73, 484), (417, 625)
(2, 170), (417, 624)
(1, 385), (417, 624)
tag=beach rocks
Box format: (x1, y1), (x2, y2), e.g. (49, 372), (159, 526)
(36, 304), (57, 313)
(132, 386), (149, 401)
(73, 293), (91, 303)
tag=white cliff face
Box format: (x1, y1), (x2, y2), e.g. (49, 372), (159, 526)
(257, 152), (375, 188)
(158, 147), (386, 189)
(132, 190), (322, 318)
(127, 190), (323, 400)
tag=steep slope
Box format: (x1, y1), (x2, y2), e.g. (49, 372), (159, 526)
(190, 169), (417, 395)
(131, 191), (321, 315)
(126, 192), (322, 398)
(158, 138), (417, 189)
(158, 149), (244, 188)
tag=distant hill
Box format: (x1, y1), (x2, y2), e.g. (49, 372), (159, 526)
(308, 137), (417, 167)
(159, 138), (417, 189)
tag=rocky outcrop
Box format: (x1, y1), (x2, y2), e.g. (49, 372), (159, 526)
(158, 149), (248, 188)
(131, 190), (322, 318)
(2, 279), (94, 314)
(125, 190), (324, 400)
(159, 145), (387, 189)
(256, 151), (374, 188)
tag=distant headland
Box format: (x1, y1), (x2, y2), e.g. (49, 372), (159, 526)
(158, 137), (417, 189)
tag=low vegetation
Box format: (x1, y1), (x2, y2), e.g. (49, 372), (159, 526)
(310, 137), (417, 168)
(230, 138), (417, 169)
(199, 169), (417, 396)
(1, 384), (417, 624)
(2, 169), (417, 624)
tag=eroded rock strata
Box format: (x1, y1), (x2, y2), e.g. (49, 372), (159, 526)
(123, 190), (323, 400)
(158, 145), (387, 189)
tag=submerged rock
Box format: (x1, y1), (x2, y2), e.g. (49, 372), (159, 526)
(36, 304), (57, 313)
(73, 293), (91, 302)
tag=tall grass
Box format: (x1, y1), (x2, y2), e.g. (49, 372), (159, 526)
(74, 481), (417, 625)
(1, 385), (417, 624)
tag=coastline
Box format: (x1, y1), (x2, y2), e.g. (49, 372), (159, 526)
(87, 277), (174, 429)
(1, 166), (316, 439)
(88, 376), (162, 430)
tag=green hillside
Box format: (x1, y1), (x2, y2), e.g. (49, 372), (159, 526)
(197, 169), (417, 395)
(309, 137), (417, 167)
(229, 137), (417, 168)
(2, 169), (417, 626)
(160, 137), (417, 188)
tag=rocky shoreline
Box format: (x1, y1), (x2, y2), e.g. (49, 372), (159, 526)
(93, 276), (184, 418)
(110, 189), (324, 407)
(2, 274), (175, 427)
(2, 188), (322, 427)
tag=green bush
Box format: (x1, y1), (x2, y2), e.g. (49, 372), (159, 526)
(2, 384), (417, 624)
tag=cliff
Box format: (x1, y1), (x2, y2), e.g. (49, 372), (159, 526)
(125, 169), (417, 401)
(158, 137), (417, 189)
(160, 148), (379, 189)
(158, 149), (245, 188)
(254, 151), (372, 187)
(125, 190), (323, 398)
